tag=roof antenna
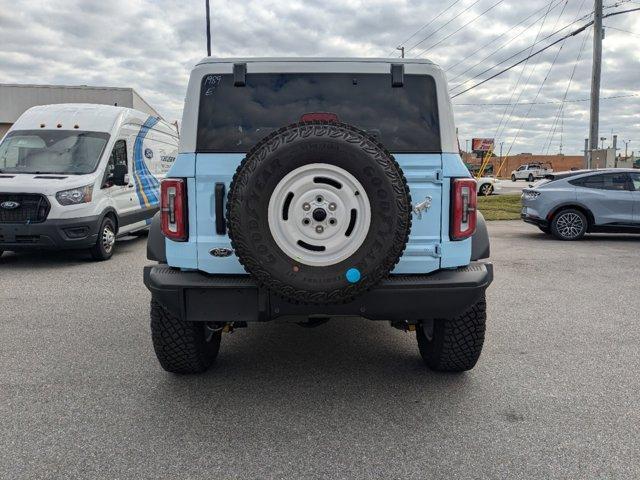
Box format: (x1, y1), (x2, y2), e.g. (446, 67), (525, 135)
(205, 0), (212, 56)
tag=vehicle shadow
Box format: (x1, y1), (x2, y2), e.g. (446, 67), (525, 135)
(519, 231), (640, 243)
(0, 234), (147, 268)
(147, 319), (478, 421)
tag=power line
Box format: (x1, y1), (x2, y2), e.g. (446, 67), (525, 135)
(453, 93), (640, 105)
(604, 24), (640, 35)
(445, 0), (566, 74)
(492, 0), (568, 144)
(450, 9), (593, 92)
(388, 0), (463, 56)
(543, 26), (591, 154)
(404, 0), (482, 54)
(451, 20), (593, 98)
(413, 0), (507, 57)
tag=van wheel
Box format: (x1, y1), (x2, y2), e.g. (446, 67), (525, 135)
(511, 174), (516, 182)
(90, 217), (116, 261)
(550, 209), (587, 240)
(150, 300), (221, 374)
(416, 295), (486, 372)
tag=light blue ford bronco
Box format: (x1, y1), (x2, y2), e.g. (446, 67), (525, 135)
(144, 58), (492, 374)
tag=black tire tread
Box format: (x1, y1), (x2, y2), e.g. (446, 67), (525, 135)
(417, 296), (486, 372)
(226, 121), (412, 305)
(150, 300), (220, 374)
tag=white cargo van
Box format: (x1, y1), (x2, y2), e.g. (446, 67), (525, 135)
(0, 104), (178, 260)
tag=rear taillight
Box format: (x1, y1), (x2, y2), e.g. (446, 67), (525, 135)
(450, 178), (477, 240)
(161, 178), (188, 241)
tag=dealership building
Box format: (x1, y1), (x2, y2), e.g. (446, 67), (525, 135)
(0, 83), (162, 138)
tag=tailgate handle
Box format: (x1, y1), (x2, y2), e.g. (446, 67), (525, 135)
(215, 183), (226, 235)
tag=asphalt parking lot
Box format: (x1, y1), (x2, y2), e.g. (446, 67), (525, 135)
(1, 222), (639, 479)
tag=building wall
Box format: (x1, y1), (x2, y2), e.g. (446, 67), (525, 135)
(0, 84), (161, 134)
(0, 123), (10, 139)
(464, 153), (585, 178)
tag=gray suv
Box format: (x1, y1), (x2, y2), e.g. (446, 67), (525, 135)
(521, 169), (640, 240)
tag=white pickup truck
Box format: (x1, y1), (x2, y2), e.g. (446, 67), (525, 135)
(511, 163), (553, 182)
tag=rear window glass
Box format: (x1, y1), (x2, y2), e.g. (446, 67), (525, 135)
(197, 73), (441, 153)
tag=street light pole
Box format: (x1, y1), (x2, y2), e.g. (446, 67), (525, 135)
(205, 0), (212, 56)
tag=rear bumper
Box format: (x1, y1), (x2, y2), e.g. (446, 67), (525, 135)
(143, 262), (493, 323)
(0, 216), (101, 250)
(521, 214), (549, 228)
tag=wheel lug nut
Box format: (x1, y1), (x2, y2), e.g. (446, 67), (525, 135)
(315, 225), (324, 234)
(302, 203), (311, 211)
(328, 203), (337, 211)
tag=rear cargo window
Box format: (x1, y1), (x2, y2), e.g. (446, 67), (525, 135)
(197, 73), (441, 153)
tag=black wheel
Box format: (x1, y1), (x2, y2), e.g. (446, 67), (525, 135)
(550, 209), (587, 241)
(416, 295), (486, 372)
(511, 174), (516, 182)
(150, 300), (221, 374)
(227, 121), (412, 305)
(479, 183), (493, 196)
(527, 173), (535, 182)
(90, 216), (116, 261)
(538, 226), (551, 234)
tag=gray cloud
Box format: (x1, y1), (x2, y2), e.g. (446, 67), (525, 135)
(0, 0), (638, 154)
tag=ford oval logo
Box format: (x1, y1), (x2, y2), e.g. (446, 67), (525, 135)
(209, 247), (233, 257)
(144, 148), (154, 159)
(0, 201), (20, 210)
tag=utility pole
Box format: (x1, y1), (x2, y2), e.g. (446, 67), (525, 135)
(588, 0), (603, 168)
(205, 0), (212, 56)
(584, 138), (589, 168)
(396, 46), (405, 58)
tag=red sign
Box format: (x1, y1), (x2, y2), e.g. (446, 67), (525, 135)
(472, 138), (495, 152)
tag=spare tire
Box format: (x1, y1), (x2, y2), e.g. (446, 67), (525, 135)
(227, 121), (411, 304)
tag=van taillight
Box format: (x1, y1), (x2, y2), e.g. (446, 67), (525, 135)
(161, 179), (188, 241)
(450, 178), (477, 240)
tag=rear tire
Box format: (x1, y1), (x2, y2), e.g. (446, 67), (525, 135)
(527, 173), (535, 182)
(90, 217), (116, 261)
(416, 295), (486, 372)
(550, 209), (587, 241)
(538, 226), (551, 234)
(150, 300), (221, 374)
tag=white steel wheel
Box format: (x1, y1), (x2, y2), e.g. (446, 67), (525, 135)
(267, 163), (371, 267)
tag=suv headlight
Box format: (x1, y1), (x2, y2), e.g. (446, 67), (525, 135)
(523, 190), (541, 200)
(56, 185), (94, 206)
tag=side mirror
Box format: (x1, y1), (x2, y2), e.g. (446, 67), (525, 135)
(112, 163), (128, 186)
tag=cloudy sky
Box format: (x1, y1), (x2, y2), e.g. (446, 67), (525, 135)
(1, 0), (638, 154)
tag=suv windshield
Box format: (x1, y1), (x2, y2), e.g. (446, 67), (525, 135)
(0, 130), (110, 175)
(197, 72), (441, 153)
